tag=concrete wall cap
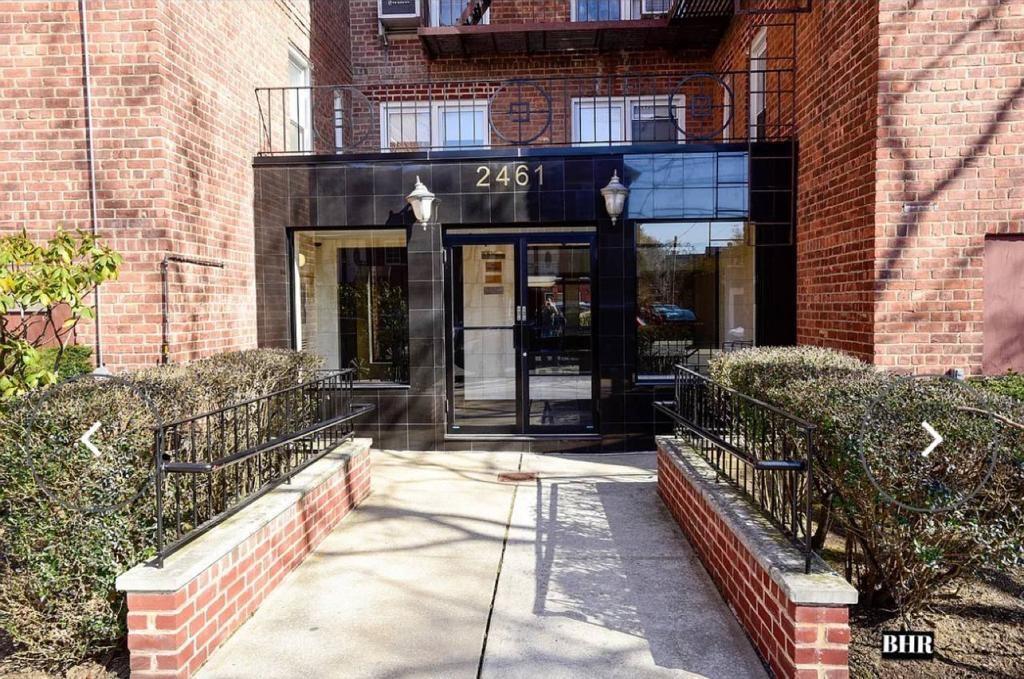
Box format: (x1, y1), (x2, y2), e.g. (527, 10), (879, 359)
(116, 438), (372, 594)
(657, 436), (858, 607)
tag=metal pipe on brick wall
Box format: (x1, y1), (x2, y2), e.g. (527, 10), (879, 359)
(160, 255), (226, 365)
(78, 0), (104, 370)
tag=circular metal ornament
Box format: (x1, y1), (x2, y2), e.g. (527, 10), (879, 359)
(21, 373), (163, 515)
(668, 73), (734, 142)
(487, 79), (553, 145)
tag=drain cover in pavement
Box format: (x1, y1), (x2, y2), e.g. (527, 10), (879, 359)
(497, 471), (538, 482)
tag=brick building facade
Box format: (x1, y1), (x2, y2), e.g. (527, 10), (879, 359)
(3, 1), (1022, 375)
(1, 0), (348, 368)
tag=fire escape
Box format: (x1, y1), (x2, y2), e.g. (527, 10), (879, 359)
(418, 0), (737, 57)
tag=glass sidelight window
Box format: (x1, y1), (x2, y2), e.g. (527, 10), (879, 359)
(293, 229), (409, 384)
(636, 221), (755, 379)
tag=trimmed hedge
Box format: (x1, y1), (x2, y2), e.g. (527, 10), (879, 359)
(0, 349), (323, 669)
(709, 347), (1024, 615)
(709, 345), (871, 399)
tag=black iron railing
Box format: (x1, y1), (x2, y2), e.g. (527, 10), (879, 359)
(655, 364), (815, 571)
(152, 369), (373, 566)
(255, 67), (795, 156)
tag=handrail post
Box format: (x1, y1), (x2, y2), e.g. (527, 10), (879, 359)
(804, 427), (814, 574)
(154, 426), (165, 568)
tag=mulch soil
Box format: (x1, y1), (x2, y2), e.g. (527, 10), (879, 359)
(848, 567), (1024, 678)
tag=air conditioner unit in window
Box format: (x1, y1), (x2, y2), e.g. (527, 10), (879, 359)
(379, 0), (421, 29)
(641, 0), (671, 16)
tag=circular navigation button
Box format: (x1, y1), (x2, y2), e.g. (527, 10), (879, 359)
(855, 375), (1007, 513)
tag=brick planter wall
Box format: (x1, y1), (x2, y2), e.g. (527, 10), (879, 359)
(657, 438), (857, 679)
(117, 439), (372, 679)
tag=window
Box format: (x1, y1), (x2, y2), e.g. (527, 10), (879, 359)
(572, 0), (670, 21)
(333, 91), (345, 151)
(430, 0), (489, 26)
(380, 101), (488, 151)
(571, 97), (684, 146)
(382, 103), (431, 151)
(286, 48), (311, 152)
(636, 222), (755, 379)
(749, 27), (768, 141)
(572, 99), (625, 145)
(294, 230), (409, 384)
(438, 104), (487, 148)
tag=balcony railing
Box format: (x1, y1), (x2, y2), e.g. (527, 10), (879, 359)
(255, 67), (794, 157)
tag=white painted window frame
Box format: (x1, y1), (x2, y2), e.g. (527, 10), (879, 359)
(286, 46), (312, 153)
(429, 0), (490, 26)
(571, 95), (686, 146)
(379, 100), (490, 151)
(570, 0), (669, 21)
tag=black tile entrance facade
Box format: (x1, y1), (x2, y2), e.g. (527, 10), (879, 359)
(254, 143), (795, 451)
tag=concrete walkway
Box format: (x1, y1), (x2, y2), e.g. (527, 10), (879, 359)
(196, 451), (766, 679)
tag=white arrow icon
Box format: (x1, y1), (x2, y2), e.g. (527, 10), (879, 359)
(79, 421), (102, 458)
(920, 421), (943, 457)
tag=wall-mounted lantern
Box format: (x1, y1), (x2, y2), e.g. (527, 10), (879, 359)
(600, 170), (628, 225)
(406, 176), (436, 227)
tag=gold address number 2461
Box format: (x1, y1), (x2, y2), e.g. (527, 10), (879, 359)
(476, 164), (544, 188)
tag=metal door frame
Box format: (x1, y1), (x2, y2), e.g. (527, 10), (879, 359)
(444, 232), (598, 435)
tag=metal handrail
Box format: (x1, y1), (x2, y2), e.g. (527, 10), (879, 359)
(152, 368), (373, 566)
(655, 364), (815, 572)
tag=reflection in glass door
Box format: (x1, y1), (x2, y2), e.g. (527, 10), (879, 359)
(524, 243), (594, 432)
(447, 235), (596, 435)
(450, 242), (519, 432)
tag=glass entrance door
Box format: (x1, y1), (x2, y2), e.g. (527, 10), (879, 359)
(447, 235), (596, 435)
(523, 242), (594, 433)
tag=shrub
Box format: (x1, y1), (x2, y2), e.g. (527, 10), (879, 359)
(0, 348), (323, 669)
(708, 347), (1024, 616)
(37, 345), (94, 380)
(768, 373), (1024, 615)
(708, 345), (871, 400)
(972, 371), (1024, 402)
(0, 229), (120, 401)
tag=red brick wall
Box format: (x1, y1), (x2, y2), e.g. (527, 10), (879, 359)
(874, 0), (1024, 374)
(1, 0), (349, 370)
(658, 445), (851, 679)
(713, 3), (879, 361)
(122, 444), (371, 679)
(716, 1), (1024, 372)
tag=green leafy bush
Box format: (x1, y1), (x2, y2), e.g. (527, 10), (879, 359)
(0, 349), (323, 669)
(0, 229), (120, 401)
(972, 371), (1024, 402)
(708, 347), (1024, 616)
(37, 345), (94, 379)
